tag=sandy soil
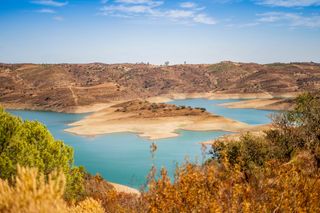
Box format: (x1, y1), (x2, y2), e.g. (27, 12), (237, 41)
(147, 92), (298, 104)
(110, 182), (140, 195)
(202, 124), (273, 145)
(2, 92), (298, 113)
(220, 98), (294, 111)
(65, 103), (250, 140)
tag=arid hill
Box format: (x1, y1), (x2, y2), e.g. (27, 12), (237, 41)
(1, 62), (320, 112)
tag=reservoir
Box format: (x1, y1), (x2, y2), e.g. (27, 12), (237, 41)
(8, 99), (275, 189)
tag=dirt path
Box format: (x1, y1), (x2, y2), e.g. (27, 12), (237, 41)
(69, 86), (79, 106)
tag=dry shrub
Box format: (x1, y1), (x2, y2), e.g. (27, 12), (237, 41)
(69, 198), (104, 213)
(0, 165), (104, 213)
(140, 154), (320, 213)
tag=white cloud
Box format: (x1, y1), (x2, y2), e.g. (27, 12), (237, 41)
(115, 0), (163, 6)
(36, 8), (56, 13)
(180, 2), (197, 8)
(99, 0), (216, 25)
(101, 5), (154, 14)
(257, 12), (320, 28)
(164, 10), (194, 18)
(31, 0), (68, 7)
(193, 14), (217, 24)
(257, 0), (320, 7)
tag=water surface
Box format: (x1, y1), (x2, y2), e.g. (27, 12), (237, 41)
(8, 99), (274, 189)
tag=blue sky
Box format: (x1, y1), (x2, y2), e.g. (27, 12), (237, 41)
(0, 0), (319, 64)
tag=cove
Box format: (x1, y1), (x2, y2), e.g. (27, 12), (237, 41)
(8, 99), (275, 189)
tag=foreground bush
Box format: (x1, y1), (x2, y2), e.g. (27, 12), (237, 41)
(100, 92), (320, 212)
(1, 91), (320, 212)
(0, 165), (104, 213)
(139, 153), (320, 212)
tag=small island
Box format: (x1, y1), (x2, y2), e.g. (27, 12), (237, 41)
(65, 100), (250, 139)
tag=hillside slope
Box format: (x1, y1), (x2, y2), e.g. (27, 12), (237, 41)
(1, 62), (320, 112)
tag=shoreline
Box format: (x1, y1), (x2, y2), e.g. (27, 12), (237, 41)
(202, 124), (273, 145)
(65, 114), (250, 140)
(1, 92), (299, 114)
(219, 98), (295, 111)
(110, 182), (140, 195)
(64, 99), (252, 140)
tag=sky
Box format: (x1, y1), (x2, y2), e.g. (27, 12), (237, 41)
(0, 0), (319, 64)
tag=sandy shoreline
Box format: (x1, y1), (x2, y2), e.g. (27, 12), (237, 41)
(65, 114), (250, 140)
(219, 98), (294, 111)
(147, 92), (298, 104)
(65, 101), (251, 140)
(110, 182), (140, 195)
(202, 124), (273, 145)
(1, 92), (298, 113)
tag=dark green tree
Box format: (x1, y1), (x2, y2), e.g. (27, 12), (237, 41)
(0, 107), (84, 200)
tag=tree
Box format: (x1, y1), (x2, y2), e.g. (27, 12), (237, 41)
(266, 91), (320, 164)
(164, 61), (169, 66)
(0, 107), (85, 201)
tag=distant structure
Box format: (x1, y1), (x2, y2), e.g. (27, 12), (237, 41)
(184, 61), (187, 65)
(164, 61), (169, 66)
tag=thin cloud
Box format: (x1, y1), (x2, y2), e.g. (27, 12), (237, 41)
(193, 14), (217, 24)
(53, 16), (64, 21)
(115, 0), (164, 6)
(164, 10), (195, 18)
(99, 0), (216, 25)
(257, 0), (320, 7)
(257, 12), (320, 28)
(31, 0), (68, 7)
(101, 5), (154, 14)
(36, 8), (56, 13)
(180, 2), (197, 8)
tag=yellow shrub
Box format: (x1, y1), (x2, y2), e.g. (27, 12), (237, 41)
(0, 165), (104, 213)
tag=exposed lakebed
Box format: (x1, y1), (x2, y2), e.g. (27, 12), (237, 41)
(8, 98), (275, 189)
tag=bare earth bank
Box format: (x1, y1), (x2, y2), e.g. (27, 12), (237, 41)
(65, 100), (250, 140)
(219, 97), (295, 111)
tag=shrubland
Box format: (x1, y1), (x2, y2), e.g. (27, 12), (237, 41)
(0, 165), (104, 213)
(1, 91), (320, 212)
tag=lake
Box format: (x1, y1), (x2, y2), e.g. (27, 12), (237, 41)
(8, 98), (275, 189)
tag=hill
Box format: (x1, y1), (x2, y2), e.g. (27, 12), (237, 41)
(1, 62), (320, 112)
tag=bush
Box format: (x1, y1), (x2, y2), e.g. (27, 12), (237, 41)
(140, 155), (320, 212)
(0, 165), (104, 213)
(211, 134), (273, 172)
(266, 91), (320, 165)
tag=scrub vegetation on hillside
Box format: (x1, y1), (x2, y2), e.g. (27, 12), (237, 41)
(0, 91), (320, 212)
(1, 62), (320, 112)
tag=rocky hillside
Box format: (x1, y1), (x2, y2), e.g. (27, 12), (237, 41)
(0, 62), (320, 111)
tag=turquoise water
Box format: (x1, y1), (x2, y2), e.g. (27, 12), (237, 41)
(8, 99), (275, 189)
(168, 99), (274, 125)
